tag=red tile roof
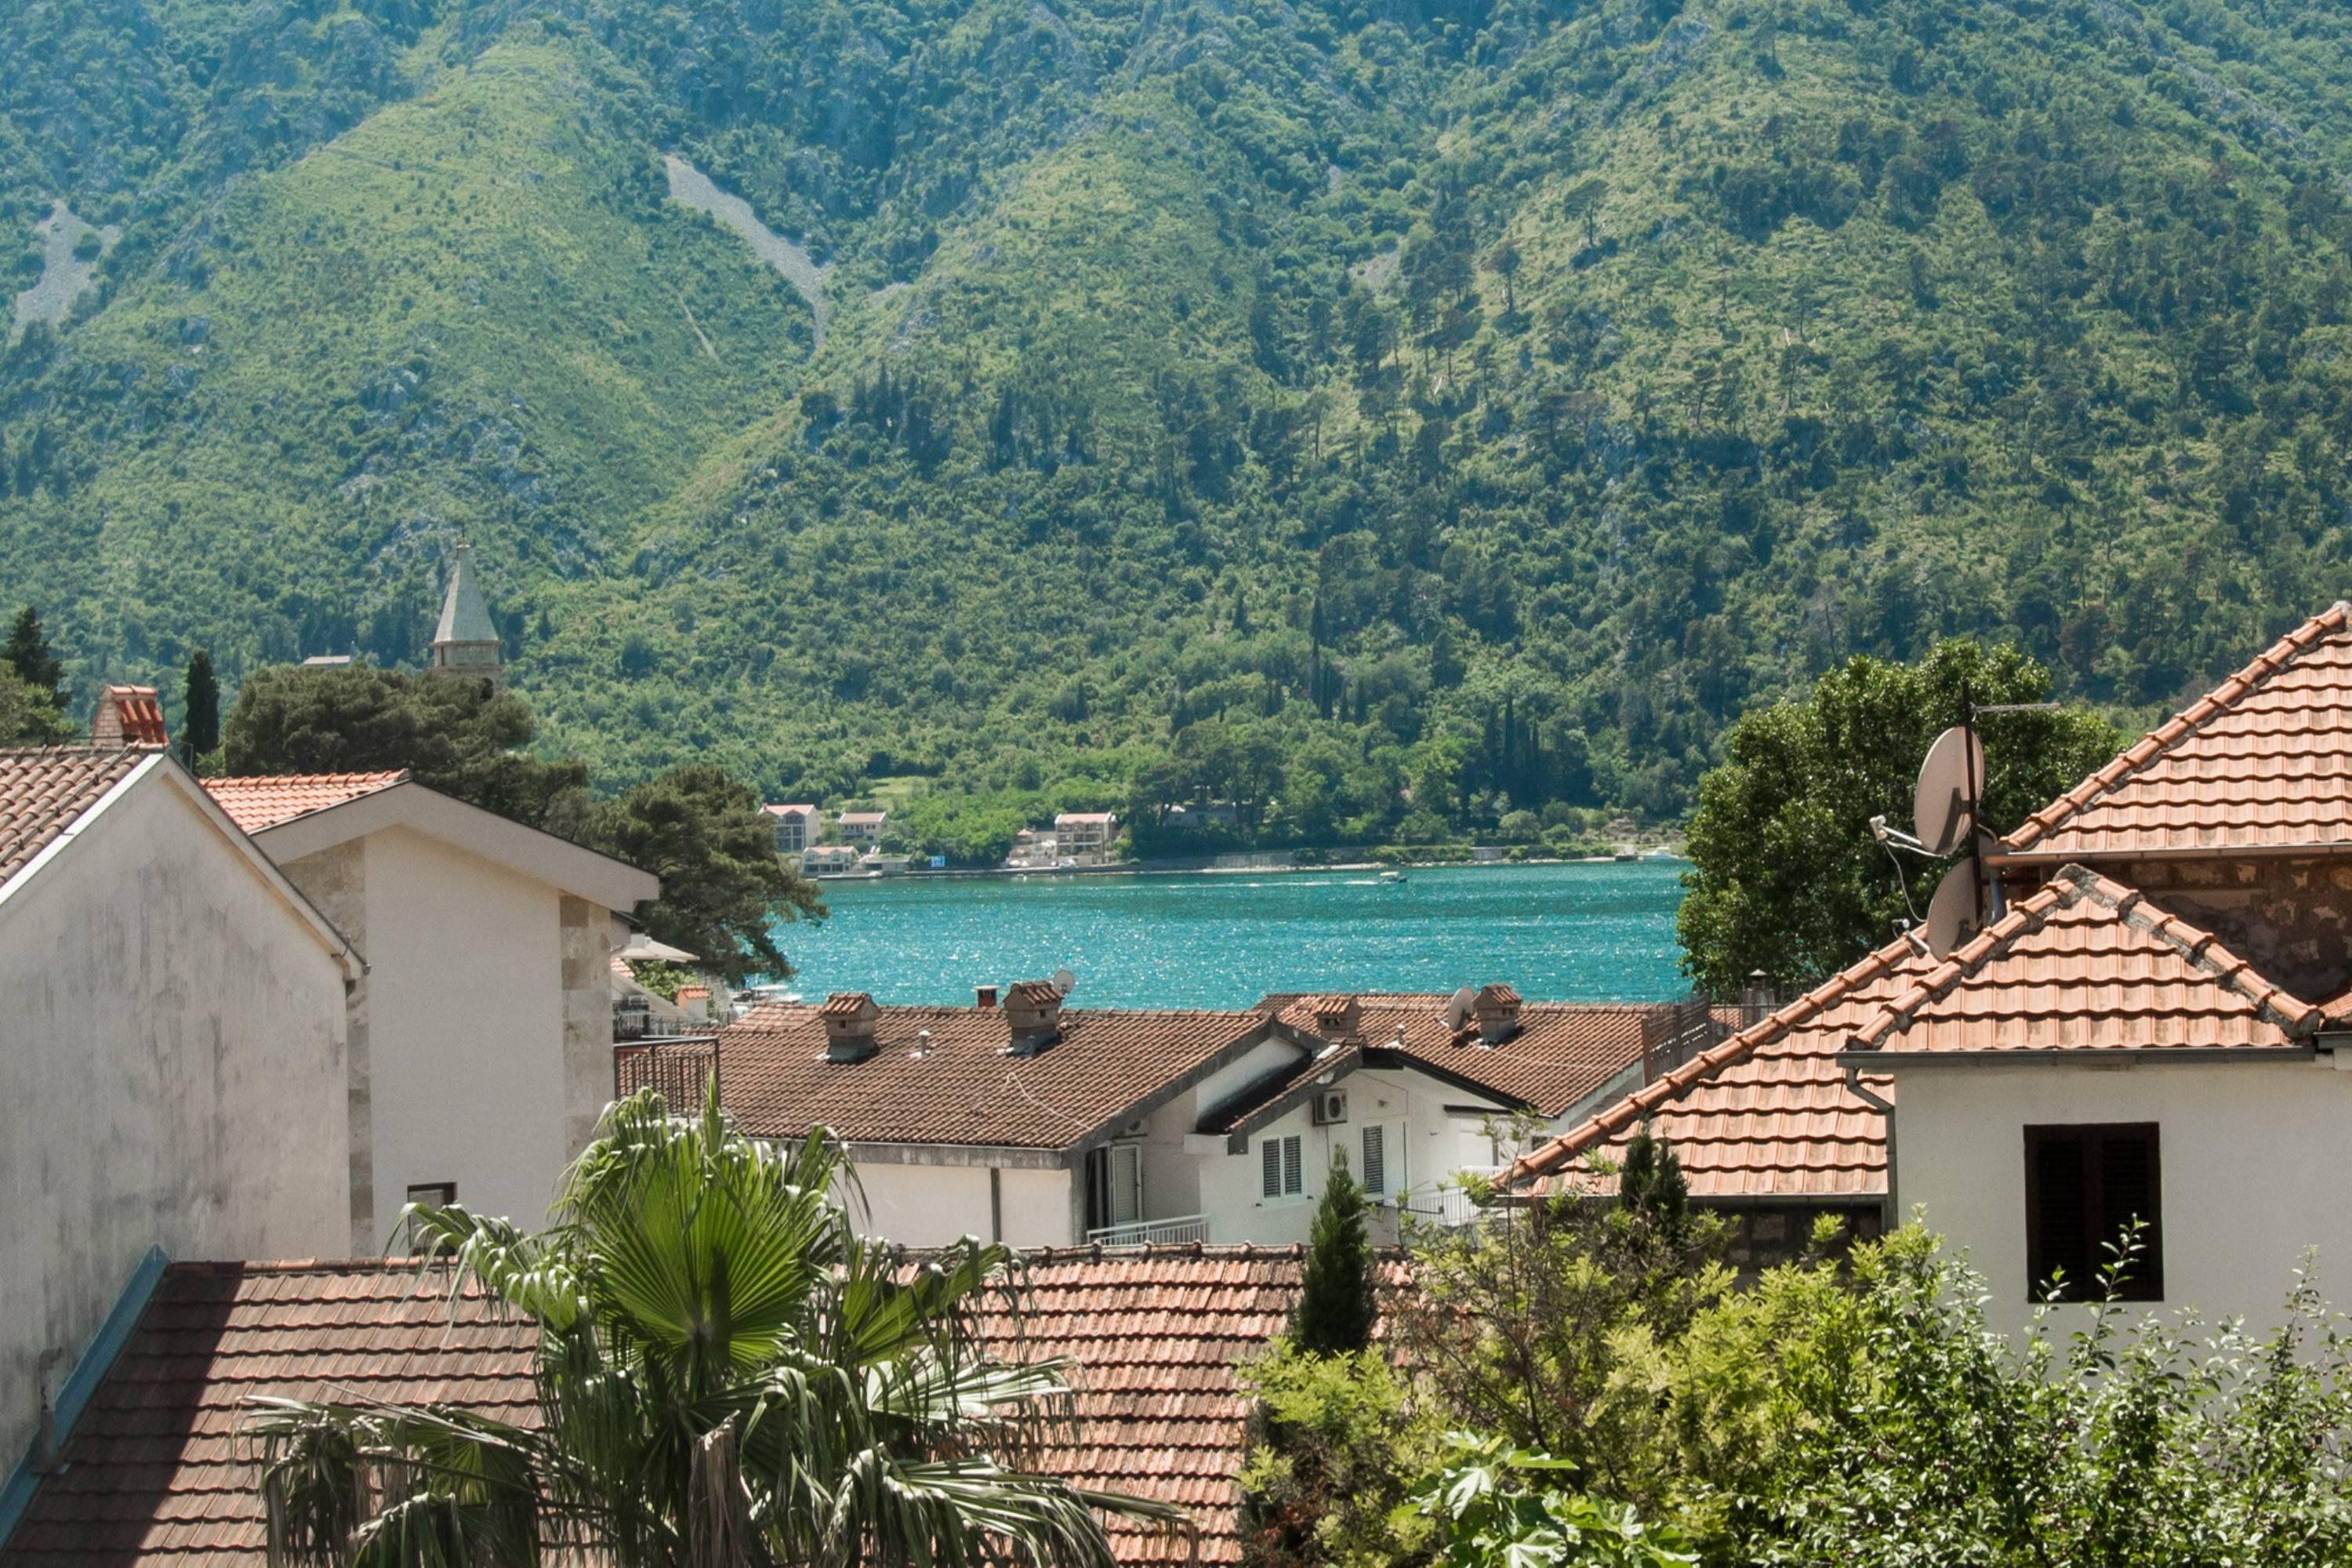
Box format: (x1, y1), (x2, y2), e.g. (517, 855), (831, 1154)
(1498, 948), (1927, 1203)
(201, 771), (408, 833)
(1261, 993), (1669, 1121)
(1848, 865), (2322, 1055)
(694, 1004), (1272, 1148)
(2000, 602), (2352, 860)
(0, 1261), (537, 1564)
(1, 1250), (1348, 1566)
(0, 747), (148, 887)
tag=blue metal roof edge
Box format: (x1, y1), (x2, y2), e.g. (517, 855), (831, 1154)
(0, 1244), (169, 1549)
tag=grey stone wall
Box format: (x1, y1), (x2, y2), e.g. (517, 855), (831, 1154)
(2130, 856), (2352, 1002)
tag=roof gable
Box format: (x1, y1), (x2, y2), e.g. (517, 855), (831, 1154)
(1498, 946), (1927, 1202)
(1847, 865), (2321, 1056)
(0, 748), (147, 889)
(203, 770), (408, 833)
(2000, 602), (2352, 860)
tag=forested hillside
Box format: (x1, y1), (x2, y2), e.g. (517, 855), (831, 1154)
(7, 0), (2352, 847)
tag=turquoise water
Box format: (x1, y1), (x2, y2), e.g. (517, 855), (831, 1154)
(770, 862), (1690, 1010)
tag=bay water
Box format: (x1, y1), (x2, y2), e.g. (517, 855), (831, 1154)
(770, 861), (1689, 1010)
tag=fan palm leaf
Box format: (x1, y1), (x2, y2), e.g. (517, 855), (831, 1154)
(252, 1085), (1193, 1568)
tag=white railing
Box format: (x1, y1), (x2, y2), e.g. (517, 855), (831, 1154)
(1398, 1171), (1506, 1229)
(1086, 1214), (1210, 1248)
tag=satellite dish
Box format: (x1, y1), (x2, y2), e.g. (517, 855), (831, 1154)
(1913, 726), (1986, 857)
(1922, 861), (1983, 958)
(1051, 967), (1077, 997)
(1444, 986), (1475, 1030)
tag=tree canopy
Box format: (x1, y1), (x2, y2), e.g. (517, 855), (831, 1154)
(1675, 641), (2125, 994)
(1290, 1152), (1377, 1357)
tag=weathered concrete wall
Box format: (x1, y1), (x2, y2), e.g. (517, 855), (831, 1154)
(851, 1161), (1074, 1247)
(281, 840), (374, 1251)
(0, 771), (349, 1471)
(2131, 857), (2352, 1001)
(560, 895), (614, 1155)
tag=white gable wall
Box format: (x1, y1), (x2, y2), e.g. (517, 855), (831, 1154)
(0, 766), (350, 1472)
(1895, 1055), (2352, 1340)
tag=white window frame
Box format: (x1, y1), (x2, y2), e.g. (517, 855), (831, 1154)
(1261, 1134), (1305, 1200)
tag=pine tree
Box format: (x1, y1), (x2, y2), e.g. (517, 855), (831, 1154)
(182, 649), (220, 761)
(1290, 1153), (1376, 1356)
(4, 607), (66, 712)
(1617, 1128), (1690, 1237)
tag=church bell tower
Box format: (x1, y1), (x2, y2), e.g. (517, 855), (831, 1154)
(430, 541), (503, 684)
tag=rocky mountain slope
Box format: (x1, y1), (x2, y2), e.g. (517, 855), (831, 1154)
(6, 0), (2352, 829)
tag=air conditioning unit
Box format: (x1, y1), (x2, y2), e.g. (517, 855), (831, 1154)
(1311, 1091), (1348, 1126)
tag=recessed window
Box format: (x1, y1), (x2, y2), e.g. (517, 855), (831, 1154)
(403, 1181), (457, 1257)
(2024, 1123), (2162, 1303)
(1262, 1134), (1303, 1200)
(1360, 1124), (1387, 1196)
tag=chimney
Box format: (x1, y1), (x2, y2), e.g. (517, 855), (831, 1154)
(1002, 979), (1064, 1056)
(1473, 983), (1523, 1046)
(818, 992), (880, 1062)
(92, 685), (168, 750)
(1740, 971), (1777, 1028)
(1308, 995), (1363, 1044)
(975, 985), (999, 1009)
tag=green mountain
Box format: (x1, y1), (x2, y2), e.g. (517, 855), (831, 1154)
(8, 0), (2352, 844)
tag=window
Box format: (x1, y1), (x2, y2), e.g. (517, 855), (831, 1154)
(1087, 1143), (1143, 1231)
(1360, 1124), (1386, 1196)
(403, 1181), (457, 1257)
(2024, 1123), (2162, 1302)
(1262, 1134), (1303, 1200)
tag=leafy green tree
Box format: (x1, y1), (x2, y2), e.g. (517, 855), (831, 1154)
(1616, 1131), (1688, 1240)
(180, 649), (220, 763)
(1676, 641), (2126, 994)
(579, 764), (826, 984)
(251, 1087), (1189, 1567)
(1292, 1152), (1377, 1356)
(1237, 1345), (1435, 1568)
(0, 664), (71, 744)
(1403, 1432), (1695, 1568)
(223, 664), (589, 824)
(4, 606), (65, 715)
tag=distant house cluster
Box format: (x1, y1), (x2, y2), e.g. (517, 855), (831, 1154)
(760, 804), (1123, 875)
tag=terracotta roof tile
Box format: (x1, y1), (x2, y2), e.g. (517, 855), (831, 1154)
(3, 1250), (1356, 1567)
(0, 746), (148, 886)
(1497, 946), (1927, 1202)
(671, 1004), (1272, 1148)
(0, 1261), (537, 1566)
(1261, 993), (1676, 1120)
(1848, 864), (2322, 1054)
(2000, 603), (2352, 859)
(201, 771), (408, 833)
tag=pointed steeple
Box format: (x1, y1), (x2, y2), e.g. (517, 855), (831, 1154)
(430, 541), (503, 684)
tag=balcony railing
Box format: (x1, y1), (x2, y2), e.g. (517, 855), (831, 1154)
(614, 1036), (721, 1108)
(1396, 1172), (1505, 1229)
(1085, 1214), (1210, 1249)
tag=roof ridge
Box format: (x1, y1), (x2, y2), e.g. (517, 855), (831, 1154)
(2003, 603), (2352, 854)
(1499, 938), (1911, 1185)
(1847, 863), (2325, 1051)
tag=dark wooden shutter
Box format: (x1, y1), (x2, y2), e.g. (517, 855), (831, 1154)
(2025, 1123), (2161, 1303)
(1283, 1134), (1304, 1196)
(1263, 1138), (1283, 1200)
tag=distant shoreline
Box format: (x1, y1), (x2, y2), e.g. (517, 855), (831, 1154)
(809, 852), (1686, 884)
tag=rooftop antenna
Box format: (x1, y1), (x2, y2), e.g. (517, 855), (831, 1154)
(1443, 986), (1475, 1031)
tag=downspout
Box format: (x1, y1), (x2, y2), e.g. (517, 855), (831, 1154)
(1844, 1061), (1899, 1236)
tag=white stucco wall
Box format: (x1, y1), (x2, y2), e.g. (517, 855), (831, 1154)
(1894, 1056), (2352, 1338)
(850, 1159), (1075, 1248)
(0, 768), (350, 1471)
(343, 824), (572, 1242)
(1196, 1067), (1518, 1245)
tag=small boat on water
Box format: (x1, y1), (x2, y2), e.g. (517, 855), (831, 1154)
(1379, 869), (1407, 885)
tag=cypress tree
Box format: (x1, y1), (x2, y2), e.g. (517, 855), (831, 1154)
(1290, 1153), (1376, 1356)
(1617, 1128), (1690, 1237)
(183, 649), (220, 761)
(4, 606), (65, 711)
